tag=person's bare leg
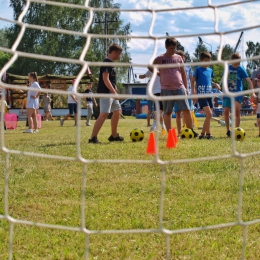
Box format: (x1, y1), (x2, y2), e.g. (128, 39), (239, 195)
(74, 113), (77, 125)
(111, 109), (120, 137)
(182, 110), (193, 129)
(31, 110), (38, 130)
(26, 108), (34, 129)
(201, 106), (212, 134)
(91, 112), (108, 138)
(224, 107), (231, 132)
(147, 110), (152, 126)
(164, 112), (172, 131)
(175, 111), (182, 134)
(235, 101), (241, 127)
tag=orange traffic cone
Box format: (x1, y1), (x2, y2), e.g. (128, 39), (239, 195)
(166, 129), (176, 148)
(146, 132), (156, 154)
(172, 128), (178, 144)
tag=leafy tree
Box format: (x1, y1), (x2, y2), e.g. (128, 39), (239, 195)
(6, 0), (131, 84)
(0, 29), (12, 70)
(87, 0), (131, 86)
(0, 29), (9, 48)
(245, 41), (260, 71)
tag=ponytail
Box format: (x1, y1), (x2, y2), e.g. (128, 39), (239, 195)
(29, 72), (38, 82)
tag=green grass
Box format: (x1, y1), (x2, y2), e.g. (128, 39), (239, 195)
(1, 116), (260, 259)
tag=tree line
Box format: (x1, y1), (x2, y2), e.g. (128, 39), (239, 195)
(0, 0), (260, 88)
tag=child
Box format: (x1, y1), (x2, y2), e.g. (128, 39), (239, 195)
(89, 43), (124, 143)
(174, 50), (194, 134)
(0, 94), (9, 130)
(223, 53), (256, 137)
(43, 92), (53, 121)
(60, 79), (78, 126)
(24, 72), (41, 133)
(151, 37), (198, 137)
(254, 74), (260, 134)
(191, 52), (220, 139)
(84, 82), (98, 126)
(139, 70), (166, 132)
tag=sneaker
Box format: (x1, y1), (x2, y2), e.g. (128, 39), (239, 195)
(199, 133), (205, 139)
(60, 119), (64, 126)
(34, 129), (39, 133)
(161, 128), (167, 136)
(206, 134), (215, 140)
(108, 133), (124, 142)
(86, 122), (91, 126)
(191, 129), (199, 138)
(88, 136), (100, 144)
(150, 122), (157, 132)
(226, 130), (231, 137)
(23, 129), (34, 133)
(254, 122), (258, 127)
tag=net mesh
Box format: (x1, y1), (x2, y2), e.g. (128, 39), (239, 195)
(1, 0), (260, 259)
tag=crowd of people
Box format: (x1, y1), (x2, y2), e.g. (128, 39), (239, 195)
(1, 38), (260, 138)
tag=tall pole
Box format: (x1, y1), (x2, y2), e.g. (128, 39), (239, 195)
(95, 13), (118, 57)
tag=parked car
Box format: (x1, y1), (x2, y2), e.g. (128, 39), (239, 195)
(120, 99), (136, 116)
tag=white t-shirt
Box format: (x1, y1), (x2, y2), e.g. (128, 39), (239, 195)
(145, 70), (161, 94)
(67, 85), (76, 104)
(27, 81), (41, 109)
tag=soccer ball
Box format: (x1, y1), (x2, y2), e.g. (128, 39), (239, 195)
(130, 128), (144, 142)
(180, 127), (194, 139)
(234, 127), (246, 141)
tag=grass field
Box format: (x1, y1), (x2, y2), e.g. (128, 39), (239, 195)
(1, 115), (260, 260)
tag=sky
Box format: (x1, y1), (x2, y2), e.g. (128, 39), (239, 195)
(1, 0), (260, 82)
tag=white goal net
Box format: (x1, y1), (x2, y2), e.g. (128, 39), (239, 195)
(1, 0), (260, 259)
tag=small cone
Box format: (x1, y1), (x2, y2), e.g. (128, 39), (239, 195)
(166, 129), (176, 148)
(172, 128), (178, 144)
(161, 128), (167, 136)
(146, 132), (156, 154)
(191, 111), (199, 127)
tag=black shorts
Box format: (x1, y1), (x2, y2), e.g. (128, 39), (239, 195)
(153, 93), (163, 111)
(198, 98), (213, 109)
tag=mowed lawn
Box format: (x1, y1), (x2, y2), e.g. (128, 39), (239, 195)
(1, 115), (260, 260)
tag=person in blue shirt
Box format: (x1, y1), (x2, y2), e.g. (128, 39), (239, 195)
(223, 53), (256, 137)
(174, 50), (194, 135)
(191, 52), (220, 140)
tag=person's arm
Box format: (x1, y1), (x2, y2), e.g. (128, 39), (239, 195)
(93, 97), (98, 107)
(21, 99), (24, 114)
(191, 76), (197, 103)
(102, 71), (118, 99)
(180, 66), (188, 91)
(246, 77), (256, 98)
(70, 94), (77, 103)
(139, 74), (146, 79)
(212, 81), (221, 90)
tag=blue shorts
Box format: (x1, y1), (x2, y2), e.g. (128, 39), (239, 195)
(147, 100), (154, 111)
(223, 96), (243, 108)
(174, 99), (194, 113)
(198, 98), (213, 109)
(161, 88), (190, 114)
(148, 93), (163, 111)
(257, 114), (260, 119)
(68, 103), (77, 115)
